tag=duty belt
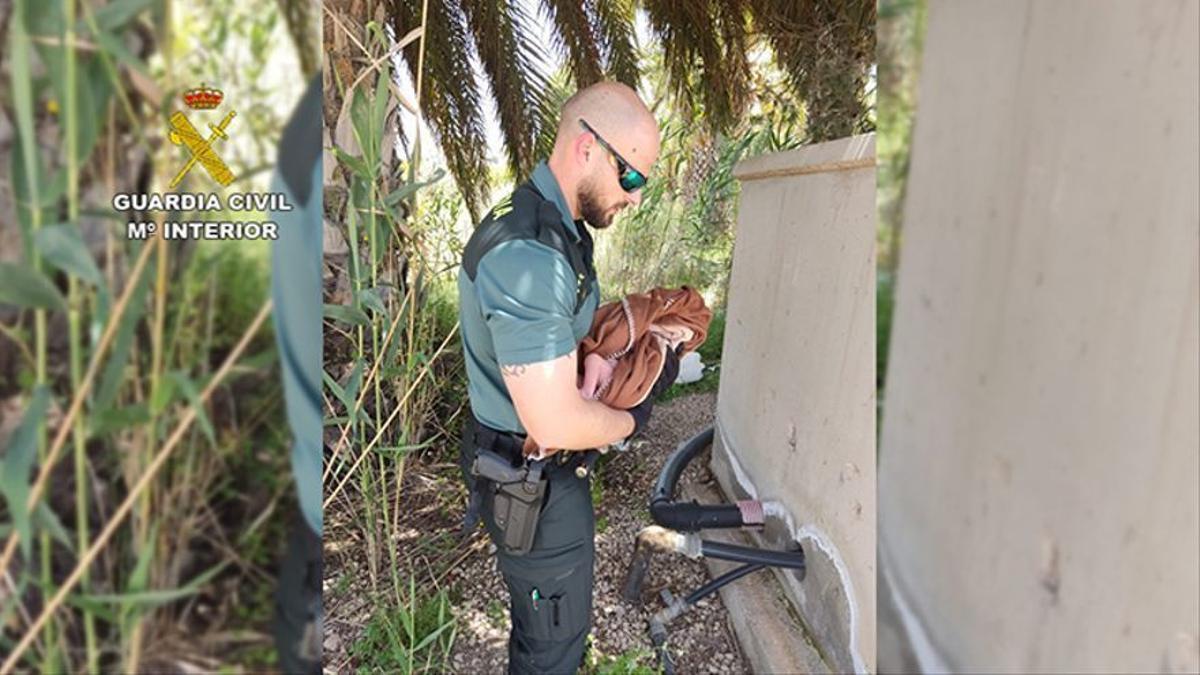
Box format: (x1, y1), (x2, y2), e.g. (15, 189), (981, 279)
(468, 415), (592, 472)
(462, 415), (600, 554)
(468, 417), (528, 464)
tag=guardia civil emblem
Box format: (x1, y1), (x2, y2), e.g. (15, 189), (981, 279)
(168, 83), (236, 188)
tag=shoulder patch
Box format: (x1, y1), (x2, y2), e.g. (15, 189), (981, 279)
(491, 193), (514, 219)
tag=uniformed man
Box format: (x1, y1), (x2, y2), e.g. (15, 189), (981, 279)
(268, 75), (323, 674)
(457, 81), (675, 673)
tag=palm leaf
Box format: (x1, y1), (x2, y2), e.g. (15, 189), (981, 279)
(391, 0), (491, 222)
(593, 0), (639, 88)
(539, 0), (604, 88)
(532, 67), (577, 163)
(460, 0), (552, 180)
(642, 0), (752, 132)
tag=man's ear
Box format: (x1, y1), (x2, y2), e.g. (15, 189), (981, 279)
(575, 131), (594, 165)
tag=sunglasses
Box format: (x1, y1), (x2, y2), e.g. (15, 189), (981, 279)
(579, 118), (648, 192)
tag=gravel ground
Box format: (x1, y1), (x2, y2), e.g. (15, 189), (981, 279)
(325, 391), (748, 673)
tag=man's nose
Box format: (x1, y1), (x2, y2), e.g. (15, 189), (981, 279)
(625, 189), (643, 207)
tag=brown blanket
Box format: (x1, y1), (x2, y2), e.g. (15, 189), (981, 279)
(523, 286), (713, 456)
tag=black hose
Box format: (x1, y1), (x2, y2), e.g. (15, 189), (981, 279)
(637, 423), (810, 670)
(651, 426), (713, 503)
(649, 425), (748, 531)
(684, 562), (765, 606)
(701, 540), (807, 574)
(650, 499), (746, 532)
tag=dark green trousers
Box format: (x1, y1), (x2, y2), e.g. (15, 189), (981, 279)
(460, 420), (595, 675)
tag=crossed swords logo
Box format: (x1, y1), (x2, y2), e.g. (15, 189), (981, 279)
(168, 109), (236, 188)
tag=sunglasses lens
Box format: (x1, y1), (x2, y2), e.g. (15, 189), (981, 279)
(619, 170), (647, 192)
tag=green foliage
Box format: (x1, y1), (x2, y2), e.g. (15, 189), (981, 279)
(0, 263), (66, 311)
(0, 0), (300, 668)
(323, 27), (471, 663)
(185, 241), (274, 351)
(349, 584), (457, 674)
(377, 0), (871, 221)
(485, 599), (506, 629)
(34, 225), (103, 286)
(584, 644), (660, 675)
(0, 385), (51, 559)
(595, 41), (807, 309)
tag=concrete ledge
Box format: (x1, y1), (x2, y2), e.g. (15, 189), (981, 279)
(681, 475), (831, 674)
(732, 134), (874, 181)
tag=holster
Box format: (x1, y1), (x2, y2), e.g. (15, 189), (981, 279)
(489, 460), (547, 556)
(465, 419), (549, 556)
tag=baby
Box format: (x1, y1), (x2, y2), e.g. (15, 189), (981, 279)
(525, 339), (678, 459)
(578, 352), (618, 401)
(523, 353), (616, 459)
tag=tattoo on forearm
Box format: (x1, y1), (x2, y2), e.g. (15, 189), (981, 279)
(502, 364), (528, 377)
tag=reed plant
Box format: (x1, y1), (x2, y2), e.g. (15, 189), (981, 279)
(322, 7), (465, 672)
(1, 0), (311, 670)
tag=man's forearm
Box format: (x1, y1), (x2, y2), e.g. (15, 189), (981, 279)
(550, 398), (635, 450)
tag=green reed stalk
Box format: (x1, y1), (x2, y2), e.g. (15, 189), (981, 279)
(63, 0), (99, 669)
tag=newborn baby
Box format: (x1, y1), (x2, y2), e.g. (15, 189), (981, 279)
(520, 285), (712, 459)
(524, 335), (682, 459)
(521, 353), (623, 459)
(578, 352), (618, 401)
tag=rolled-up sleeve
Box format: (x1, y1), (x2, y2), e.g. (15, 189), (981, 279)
(475, 239), (579, 366)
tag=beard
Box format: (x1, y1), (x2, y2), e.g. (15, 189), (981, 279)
(577, 176), (616, 229)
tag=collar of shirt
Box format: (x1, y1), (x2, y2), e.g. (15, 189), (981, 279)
(531, 161), (583, 243)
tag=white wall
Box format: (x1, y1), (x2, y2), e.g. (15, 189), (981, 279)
(712, 135), (876, 673)
(879, 1), (1200, 672)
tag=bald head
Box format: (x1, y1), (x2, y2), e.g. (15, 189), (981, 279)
(547, 81), (660, 229)
(554, 82), (658, 172)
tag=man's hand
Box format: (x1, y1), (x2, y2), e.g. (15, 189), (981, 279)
(626, 344), (682, 438)
(501, 349), (636, 450)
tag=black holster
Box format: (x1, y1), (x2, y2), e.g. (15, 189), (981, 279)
(487, 457), (547, 556)
(462, 418), (549, 556)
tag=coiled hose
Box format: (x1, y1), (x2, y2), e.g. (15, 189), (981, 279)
(625, 425), (807, 672)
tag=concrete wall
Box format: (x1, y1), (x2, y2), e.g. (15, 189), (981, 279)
(711, 135), (876, 673)
(879, 1), (1200, 672)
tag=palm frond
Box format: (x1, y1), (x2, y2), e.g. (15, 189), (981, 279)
(460, 0), (552, 182)
(539, 0), (605, 88)
(592, 0), (639, 88)
(532, 67), (577, 161)
(641, 0), (752, 132)
(710, 0), (753, 129)
(391, 0), (491, 222)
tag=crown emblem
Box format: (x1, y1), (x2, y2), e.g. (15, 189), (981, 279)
(182, 83), (223, 110)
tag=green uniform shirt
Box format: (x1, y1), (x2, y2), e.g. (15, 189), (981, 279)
(270, 76), (323, 535)
(457, 162), (600, 434)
